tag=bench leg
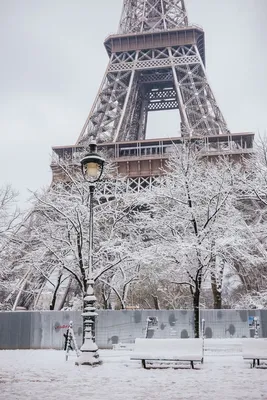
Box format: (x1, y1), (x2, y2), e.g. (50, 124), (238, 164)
(253, 359), (256, 368)
(257, 359), (260, 366)
(141, 359), (146, 369)
(190, 361), (194, 369)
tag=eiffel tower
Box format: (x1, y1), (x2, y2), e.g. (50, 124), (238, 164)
(52, 0), (254, 188)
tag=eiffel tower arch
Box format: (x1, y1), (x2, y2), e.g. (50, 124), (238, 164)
(52, 0), (254, 186)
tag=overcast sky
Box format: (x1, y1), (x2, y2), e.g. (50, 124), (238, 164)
(0, 0), (266, 207)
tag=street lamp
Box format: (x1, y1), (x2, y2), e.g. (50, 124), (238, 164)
(76, 139), (105, 366)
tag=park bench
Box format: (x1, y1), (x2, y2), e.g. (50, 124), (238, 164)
(242, 339), (267, 368)
(131, 338), (204, 369)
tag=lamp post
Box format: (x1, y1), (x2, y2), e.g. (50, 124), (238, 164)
(76, 139), (105, 366)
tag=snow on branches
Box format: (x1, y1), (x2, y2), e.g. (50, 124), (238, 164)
(134, 141), (254, 335)
(2, 159), (142, 310)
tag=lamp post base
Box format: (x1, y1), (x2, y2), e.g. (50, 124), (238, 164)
(75, 337), (102, 366)
(77, 279), (102, 366)
(75, 351), (102, 366)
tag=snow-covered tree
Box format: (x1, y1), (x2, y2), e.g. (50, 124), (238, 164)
(3, 160), (142, 311)
(0, 184), (21, 307)
(135, 141), (253, 337)
(228, 135), (267, 304)
(232, 290), (267, 309)
(96, 261), (141, 309)
(0, 184), (20, 240)
(3, 139), (266, 317)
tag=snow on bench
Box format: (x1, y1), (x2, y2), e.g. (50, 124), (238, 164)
(131, 338), (204, 369)
(242, 339), (267, 368)
(112, 342), (135, 351)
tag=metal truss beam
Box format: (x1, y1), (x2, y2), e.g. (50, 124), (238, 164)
(119, 0), (188, 33)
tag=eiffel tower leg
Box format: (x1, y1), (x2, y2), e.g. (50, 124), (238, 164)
(122, 77), (148, 141)
(77, 68), (135, 144)
(113, 53), (139, 142)
(169, 48), (191, 135)
(195, 45), (228, 133)
(171, 44), (228, 136)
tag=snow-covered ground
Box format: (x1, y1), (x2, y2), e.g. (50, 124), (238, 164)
(0, 345), (267, 400)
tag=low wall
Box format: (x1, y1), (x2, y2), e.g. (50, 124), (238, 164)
(0, 309), (266, 350)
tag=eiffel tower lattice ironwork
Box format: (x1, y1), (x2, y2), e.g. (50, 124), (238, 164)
(52, 0), (254, 184)
(77, 0), (229, 146)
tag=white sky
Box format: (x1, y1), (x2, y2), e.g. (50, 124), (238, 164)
(0, 0), (266, 207)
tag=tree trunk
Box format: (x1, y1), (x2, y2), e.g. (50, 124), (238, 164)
(211, 271), (222, 309)
(50, 273), (62, 310)
(193, 289), (200, 338)
(50, 294), (56, 310)
(11, 269), (31, 311)
(58, 277), (72, 310)
(152, 295), (160, 310)
(102, 292), (111, 309)
(119, 300), (126, 309)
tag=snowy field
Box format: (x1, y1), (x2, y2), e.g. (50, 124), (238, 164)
(0, 346), (267, 400)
